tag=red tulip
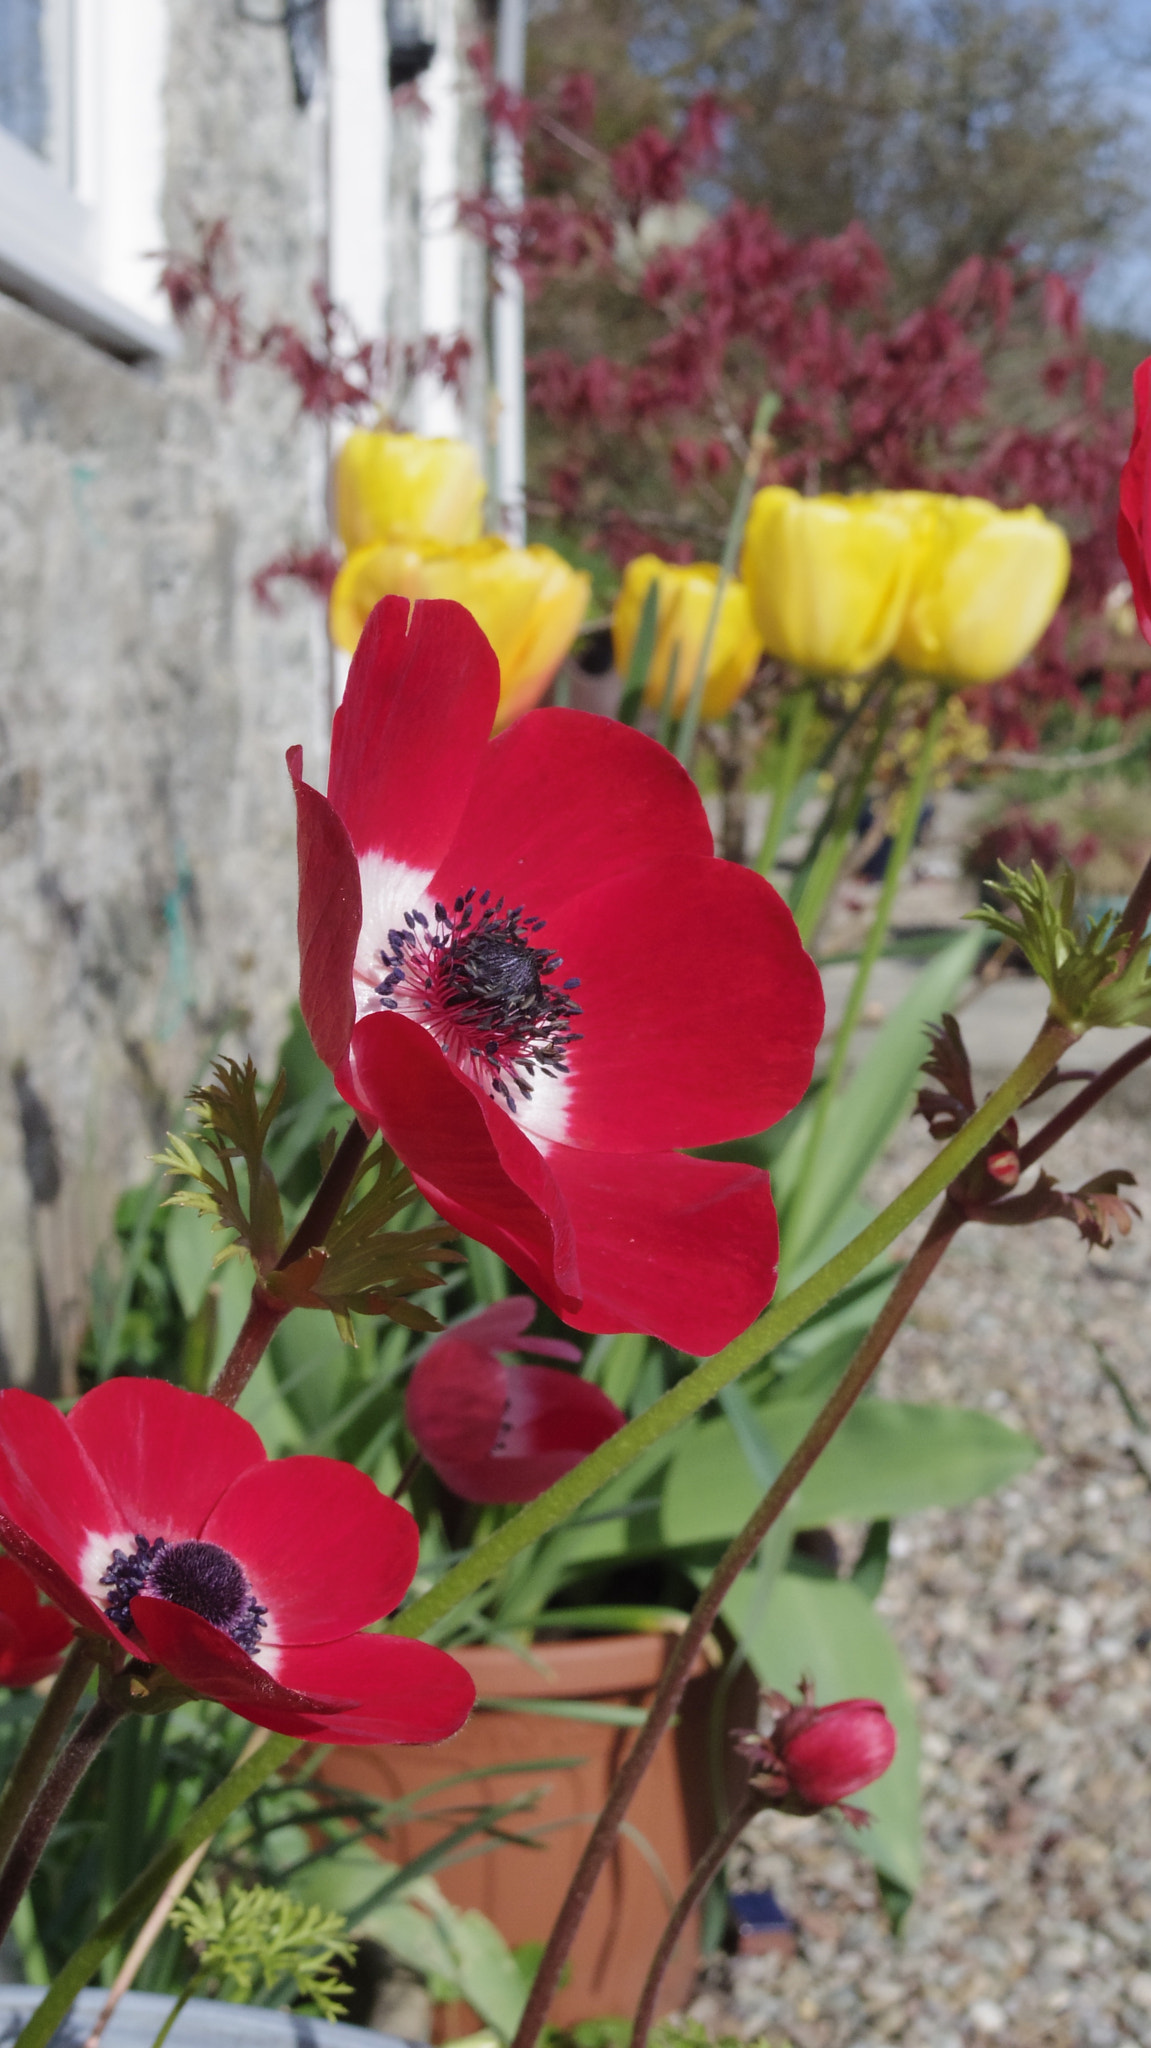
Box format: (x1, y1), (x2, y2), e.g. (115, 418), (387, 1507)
(1118, 357), (1151, 643)
(0, 1379), (473, 1746)
(736, 1684), (897, 1821)
(290, 597), (823, 1355)
(0, 1556), (73, 1688)
(405, 1298), (624, 1502)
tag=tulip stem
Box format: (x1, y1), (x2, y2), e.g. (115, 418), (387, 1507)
(787, 683), (949, 1248)
(789, 670), (900, 940)
(0, 1641), (97, 1874)
(757, 683), (814, 876)
(210, 1118), (370, 1407)
(630, 1795), (759, 2048)
(0, 1694), (128, 1948)
(507, 1198), (961, 2048)
(675, 392), (779, 770)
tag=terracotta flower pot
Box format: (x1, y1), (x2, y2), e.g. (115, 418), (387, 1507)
(321, 1633), (749, 2031)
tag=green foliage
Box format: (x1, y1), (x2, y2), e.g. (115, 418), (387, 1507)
(974, 864), (1151, 1029)
(169, 1878), (353, 2018)
(722, 1567), (921, 1894)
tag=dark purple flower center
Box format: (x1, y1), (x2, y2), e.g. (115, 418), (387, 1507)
(100, 1535), (266, 1653)
(374, 891), (583, 1114)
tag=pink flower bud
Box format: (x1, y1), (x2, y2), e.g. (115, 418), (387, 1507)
(735, 1685), (897, 1820)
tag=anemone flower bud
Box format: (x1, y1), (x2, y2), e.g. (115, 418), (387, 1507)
(890, 492), (1070, 685)
(986, 1149), (1021, 1188)
(335, 430), (485, 552)
(405, 1298), (624, 1503)
(611, 557), (764, 717)
(739, 486), (915, 675)
(0, 1555), (73, 1688)
(1118, 358), (1151, 644)
(735, 1683), (897, 1821)
(330, 537), (591, 731)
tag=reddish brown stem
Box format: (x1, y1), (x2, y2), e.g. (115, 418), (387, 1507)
(630, 1795), (758, 2048)
(1114, 846), (1151, 952)
(509, 1200), (960, 2048)
(1019, 1033), (1151, 1172)
(0, 1695), (127, 1947)
(209, 1119), (370, 1406)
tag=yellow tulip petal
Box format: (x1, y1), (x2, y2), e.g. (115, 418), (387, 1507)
(329, 537), (589, 729)
(613, 557), (763, 717)
(740, 488), (915, 674)
(335, 430), (485, 551)
(893, 497), (1070, 684)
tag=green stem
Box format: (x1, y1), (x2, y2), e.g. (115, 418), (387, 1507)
(13, 1735), (300, 2048)
(789, 673), (900, 940)
(510, 1199), (960, 2048)
(757, 685), (814, 875)
(788, 684), (949, 1243)
(630, 1796), (758, 2048)
(147, 1980), (199, 2048)
(0, 1643), (97, 1872)
(674, 392), (779, 770)
(393, 1011), (1074, 1644)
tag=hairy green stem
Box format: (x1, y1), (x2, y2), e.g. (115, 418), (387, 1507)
(675, 392), (778, 769)
(396, 1012), (1074, 1643)
(757, 685), (814, 875)
(510, 1199), (961, 2048)
(0, 1696), (127, 1948)
(630, 1796), (758, 2048)
(210, 1119), (370, 1406)
(0, 1643), (97, 1873)
(788, 684), (949, 1241)
(13, 1734), (299, 2048)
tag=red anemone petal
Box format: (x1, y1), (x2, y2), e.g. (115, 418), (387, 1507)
(327, 598), (499, 866)
(501, 1364), (624, 1454)
(429, 708), (713, 919)
(202, 1459), (419, 1643)
(540, 857), (823, 1150)
(438, 1298), (582, 1362)
(130, 1596), (356, 1716)
(247, 1634), (476, 1745)
(405, 1341), (508, 1467)
(68, 1379), (267, 1541)
(341, 1012), (581, 1309)
(290, 755), (362, 1072)
(544, 1145), (780, 1353)
(0, 1391), (120, 1627)
(423, 1362), (625, 1503)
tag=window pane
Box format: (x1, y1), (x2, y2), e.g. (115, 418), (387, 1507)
(0, 0), (49, 155)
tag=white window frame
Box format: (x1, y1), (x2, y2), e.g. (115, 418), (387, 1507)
(0, 0), (176, 360)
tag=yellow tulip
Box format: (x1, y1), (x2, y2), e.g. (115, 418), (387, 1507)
(740, 486), (916, 674)
(335, 430), (485, 552)
(888, 493), (1071, 685)
(330, 537), (591, 730)
(611, 557), (764, 718)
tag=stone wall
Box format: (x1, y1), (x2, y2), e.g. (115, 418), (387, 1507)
(0, 0), (333, 1389)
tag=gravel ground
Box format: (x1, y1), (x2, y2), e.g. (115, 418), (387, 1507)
(686, 1101), (1151, 2048)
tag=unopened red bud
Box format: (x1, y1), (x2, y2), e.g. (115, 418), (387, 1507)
(986, 1149), (1021, 1187)
(737, 1689), (897, 1816)
(774, 1698), (897, 1808)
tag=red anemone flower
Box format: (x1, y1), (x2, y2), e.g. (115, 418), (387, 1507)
(291, 597), (823, 1354)
(1118, 357), (1151, 643)
(0, 1555), (73, 1688)
(405, 1297), (625, 1503)
(0, 1379), (474, 1746)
